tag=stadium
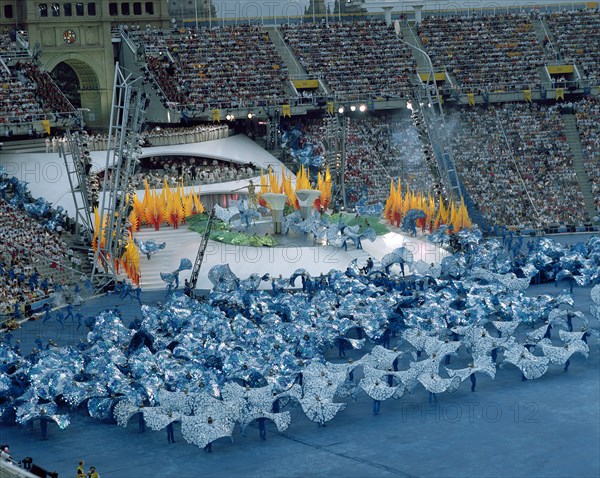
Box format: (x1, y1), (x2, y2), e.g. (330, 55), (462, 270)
(0, 1), (599, 477)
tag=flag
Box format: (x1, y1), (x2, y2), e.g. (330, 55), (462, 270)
(41, 120), (51, 135)
(555, 88), (564, 101)
(467, 92), (475, 106)
(327, 101), (334, 115)
(523, 89), (532, 102)
(282, 104), (291, 118)
(212, 109), (220, 122)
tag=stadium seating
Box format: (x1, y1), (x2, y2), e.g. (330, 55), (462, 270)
(1, 13), (598, 238)
(574, 97), (600, 213)
(447, 102), (587, 228)
(417, 13), (552, 92)
(280, 21), (415, 100)
(0, 200), (71, 319)
(1, 34), (74, 125)
(135, 25), (289, 110)
(0, 36), (44, 125)
(545, 10), (600, 84)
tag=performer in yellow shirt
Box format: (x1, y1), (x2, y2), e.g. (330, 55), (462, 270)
(76, 461), (85, 478)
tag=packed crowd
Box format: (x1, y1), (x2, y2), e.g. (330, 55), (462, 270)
(0, 46), (45, 125)
(131, 157), (257, 189)
(574, 97), (600, 213)
(0, 31), (20, 55)
(13, 62), (75, 115)
(46, 124), (230, 153)
(0, 200), (70, 318)
(135, 25), (289, 109)
(0, 32), (74, 124)
(545, 10), (600, 84)
(344, 115), (407, 204)
(4, 11), (600, 128)
(280, 21), (415, 100)
(447, 102), (587, 228)
(282, 114), (363, 202)
(282, 112), (433, 205)
(417, 13), (552, 92)
(352, 112), (434, 196)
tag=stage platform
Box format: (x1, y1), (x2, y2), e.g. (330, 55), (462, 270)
(134, 221), (450, 291)
(0, 134), (288, 217)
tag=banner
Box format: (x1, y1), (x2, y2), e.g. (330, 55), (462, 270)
(467, 92), (475, 106)
(523, 89), (532, 102)
(292, 79), (319, 89)
(418, 72), (446, 82)
(327, 101), (334, 115)
(547, 65), (574, 74)
(282, 104), (291, 118)
(41, 120), (51, 135)
(212, 109), (221, 122)
(556, 88), (564, 101)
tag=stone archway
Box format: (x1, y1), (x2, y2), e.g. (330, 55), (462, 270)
(42, 51), (113, 128)
(50, 58), (102, 126)
(51, 62), (81, 108)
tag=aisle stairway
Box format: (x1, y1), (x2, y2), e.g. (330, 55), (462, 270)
(265, 27), (308, 78)
(399, 21), (428, 73)
(536, 17), (561, 60)
(118, 30), (172, 123)
(398, 20), (451, 87)
(562, 114), (598, 223)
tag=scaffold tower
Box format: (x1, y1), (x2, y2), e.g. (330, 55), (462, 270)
(89, 64), (147, 292)
(62, 127), (96, 244)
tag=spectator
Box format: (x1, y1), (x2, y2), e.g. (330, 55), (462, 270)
(446, 102), (587, 228)
(418, 13), (552, 93)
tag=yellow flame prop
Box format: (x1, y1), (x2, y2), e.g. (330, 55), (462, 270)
(383, 179), (471, 233)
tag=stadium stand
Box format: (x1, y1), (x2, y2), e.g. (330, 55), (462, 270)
(1, 10), (599, 235)
(280, 21), (416, 100)
(0, 53), (44, 126)
(447, 102), (588, 228)
(282, 112), (432, 205)
(136, 25), (290, 110)
(14, 62), (75, 116)
(1, 34), (74, 127)
(0, 199), (71, 320)
(417, 13), (553, 92)
(545, 10), (600, 84)
(574, 97), (600, 213)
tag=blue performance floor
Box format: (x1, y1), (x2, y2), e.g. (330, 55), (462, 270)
(1, 280), (599, 478)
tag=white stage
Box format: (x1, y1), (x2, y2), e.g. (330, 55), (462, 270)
(1, 134), (449, 291)
(0, 134), (289, 215)
(134, 222), (450, 291)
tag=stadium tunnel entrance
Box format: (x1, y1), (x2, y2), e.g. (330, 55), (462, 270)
(48, 58), (103, 128)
